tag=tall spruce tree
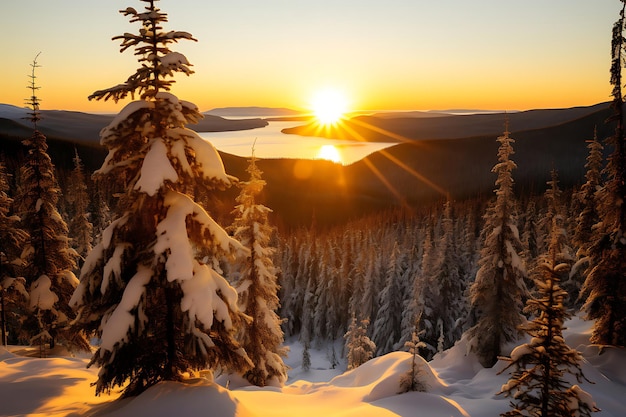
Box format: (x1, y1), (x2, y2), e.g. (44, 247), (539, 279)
(70, 1), (251, 396)
(570, 131), (603, 308)
(230, 155), (288, 387)
(498, 214), (598, 417)
(466, 121), (528, 367)
(580, 1), (626, 346)
(372, 242), (404, 355)
(66, 149), (93, 263)
(542, 170), (576, 305)
(0, 162), (29, 346)
(17, 55), (87, 354)
(430, 200), (465, 350)
(573, 129), (604, 255)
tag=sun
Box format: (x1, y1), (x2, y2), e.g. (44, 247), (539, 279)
(311, 88), (349, 125)
(317, 144), (343, 164)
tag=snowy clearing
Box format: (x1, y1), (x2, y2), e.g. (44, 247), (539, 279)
(0, 316), (624, 417)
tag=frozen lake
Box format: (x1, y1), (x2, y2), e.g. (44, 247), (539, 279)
(198, 120), (395, 165)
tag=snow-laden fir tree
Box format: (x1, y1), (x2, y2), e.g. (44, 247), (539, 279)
(0, 162), (29, 345)
(570, 130), (603, 308)
(498, 213), (599, 417)
(466, 121), (528, 368)
(397, 239), (422, 351)
(430, 200), (465, 350)
(66, 149), (93, 262)
(70, 1), (251, 396)
(313, 244), (333, 344)
(344, 315), (376, 370)
(372, 241), (404, 355)
(580, 1), (626, 347)
(541, 170), (576, 305)
(230, 155), (288, 387)
(17, 55), (87, 354)
(572, 129), (603, 256)
(415, 220), (440, 359)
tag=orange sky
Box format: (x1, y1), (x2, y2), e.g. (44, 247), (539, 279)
(0, 1), (618, 113)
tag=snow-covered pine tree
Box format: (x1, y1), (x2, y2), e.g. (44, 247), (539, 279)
(542, 170), (576, 306)
(66, 149), (93, 263)
(372, 241), (404, 355)
(498, 217), (599, 417)
(521, 200), (540, 265)
(398, 323), (428, 394)
(466, 121), (528, 368)
(397, 235), (422, 351)
(70, 1), (251, 396)
(580, 1), (626, 347)
(344, 315), (376, 370)
(430, 200), (465, 350)
(17, 55), (87, 354)
(300, 242), (318, 345)
(0, 162), (29, 345)
(313, 243), (332, 344)
(230, 155), (288, 387)
(572, 129), (603, 256)
(569, 131), (604, 309)
(415, 219), (440, 359)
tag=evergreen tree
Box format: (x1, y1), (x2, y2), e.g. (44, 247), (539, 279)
(580, 1), (626, 346)
(573, 129), (603, 256)
(344, 315), (376, 370)
(521, 200), (540, 264)
(66, 149), (93, 263)
(230, 155), (288, 387)
(430, 201), (465, 350)
(17, 55), (87, 354)
(372, 242), (403, 355)
(313, 243), (332, 343)
(542, 170), (576, 306)
(466, 122), (528, 368)
(398, 323), (428, 394)
(70, 1), (251, 396)
(416, 219), (440, 359)
(397, 238), (422, 350)
(498, 221), (598, 417)
(0, 162), (29, 345)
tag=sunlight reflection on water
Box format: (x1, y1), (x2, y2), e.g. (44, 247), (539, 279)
(198, 121), (395, 165)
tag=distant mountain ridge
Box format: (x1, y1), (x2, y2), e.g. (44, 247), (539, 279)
(0, 101), (613, 227)
(0, 103), (268, 146)
(204, 106), (302, 118)
(282, 102), (610, 142)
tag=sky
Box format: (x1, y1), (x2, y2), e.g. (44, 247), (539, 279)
(0, 0), (620, 113)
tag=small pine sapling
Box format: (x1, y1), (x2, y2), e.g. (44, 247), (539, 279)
(398, 323), (429, 394)
(344, 315), (376, 370)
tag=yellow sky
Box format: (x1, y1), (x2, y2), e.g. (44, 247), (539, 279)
(0, 1), (619, 113)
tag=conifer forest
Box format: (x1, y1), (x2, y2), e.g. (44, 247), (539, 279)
(0, 1), (625, 416)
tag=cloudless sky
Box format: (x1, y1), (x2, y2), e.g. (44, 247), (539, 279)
(0, 0), (620, 113)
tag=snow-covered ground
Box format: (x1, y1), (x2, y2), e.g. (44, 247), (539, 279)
(0, 316), (624, 417)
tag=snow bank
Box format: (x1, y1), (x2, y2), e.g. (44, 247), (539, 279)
(0, 317), (625, 417)
(327, 351), (445, 400)
(100, 379), (257, 417)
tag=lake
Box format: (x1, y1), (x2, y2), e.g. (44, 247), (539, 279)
(197, 120), (396, 165)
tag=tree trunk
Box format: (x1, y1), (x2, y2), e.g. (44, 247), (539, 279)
(1, 291), (6, 346)
(165, 284), (176, 380)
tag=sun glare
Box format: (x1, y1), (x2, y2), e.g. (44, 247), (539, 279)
(317, 144), (343, 164)
(311, 88), (349, 125)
